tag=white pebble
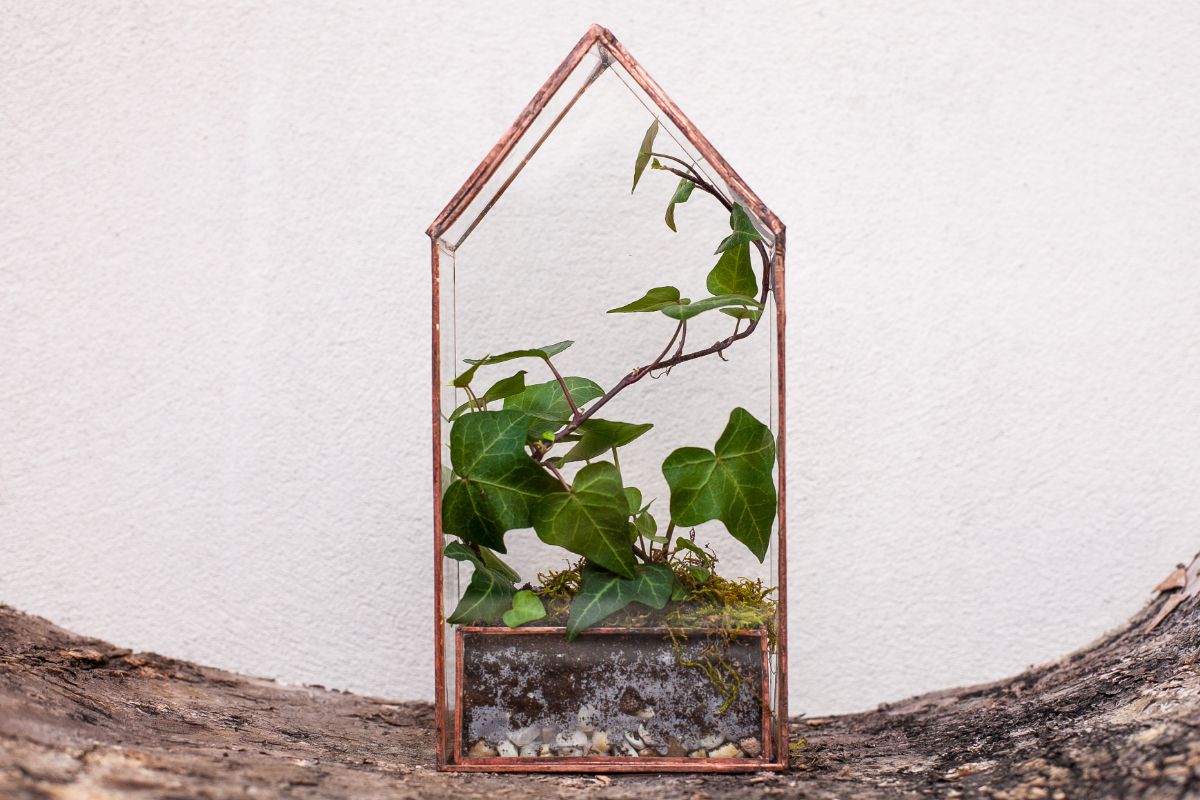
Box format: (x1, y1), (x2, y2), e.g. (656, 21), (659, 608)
(518, 743), (538, 757)
(738, 736), (762, 758)
(467, 740), (498, 758)
(688, 749), (707, 758)
(623, 730), (644, 749)
(634, 706), (656, 719)
(698, 734), (725, 751)
(576, 704), (599, 733)
(637, 723), (657, 746)
(620, 741), (640, 757)
(590, 730), (611, 754)
(555, 730), (587, 749)
(708, 742), (742, 759)
(496, 740), (518, 758)
(509, 724), (540, 747)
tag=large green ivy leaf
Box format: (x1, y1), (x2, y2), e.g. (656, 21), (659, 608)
(715, 203), (763, 254)
(706, 241), (757, 297)
(448, 370), (528, 421)
(631, 119), (659, 192)
(533, 462), (637, 579)
(443, 541), (516, 624)
(566, 563), (675, 640)
(661, 407), (777, 561)
(661, 294), (762, 321)
(504, 377), (604, 436)
(502, 590), (546, 628)
(447, 564), (515, 624)
(607, 286), (683, 314)
(452, 340), (573, 388)
(558, 419), (653, 464)
(665, 178), (695, 232)
(441, 410), (559, 552)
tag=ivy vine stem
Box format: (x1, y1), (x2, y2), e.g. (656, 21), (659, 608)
(541, 178), (773, 449)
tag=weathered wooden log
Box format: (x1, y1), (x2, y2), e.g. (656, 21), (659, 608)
(2, 554), (1198, 798)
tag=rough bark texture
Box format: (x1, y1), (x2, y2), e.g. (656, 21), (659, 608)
(2, 559), (1199, 799)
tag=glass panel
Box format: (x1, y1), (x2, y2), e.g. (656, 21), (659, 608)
(434, 36), (784, 768)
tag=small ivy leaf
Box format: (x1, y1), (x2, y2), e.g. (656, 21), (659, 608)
(687, 566), (711, 584)
(453, 341), (574, 388)
(624, 487), (642, 516)
(504, 378), (604, 436)
(714, 203), (764, 254)
(502, 589), (547, 628)
(558, 419), (653, 465)
(635, 509), (667, 543)
(566, 563), (675, 640)
(720, 306), (762, 321)
(448, 370), (529, 421)
(441, 410), (560, 552)
(607, 286), (682, 314)
(660, 294), (762, 322)
(443, 540), (483, 568)
(533, 462), (637, 579)
(665, 178), (695, 232)
(706, 241), (757, 297)
(662, 407), (777, 561)
(447, 563), (515, 625)
(670, 581), (690, 602)
(632, 119), (660, 192)
(674, 536), (712, 565)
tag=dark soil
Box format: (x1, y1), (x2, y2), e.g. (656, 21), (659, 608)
(3, 556), (1200, 798)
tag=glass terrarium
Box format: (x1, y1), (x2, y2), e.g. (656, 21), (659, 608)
(428, 25), (787, 773)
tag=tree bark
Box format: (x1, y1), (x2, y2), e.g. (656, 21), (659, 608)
(2, 555), (1198, 799)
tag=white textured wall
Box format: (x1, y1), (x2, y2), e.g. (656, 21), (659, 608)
(3, 2), (1199, 716)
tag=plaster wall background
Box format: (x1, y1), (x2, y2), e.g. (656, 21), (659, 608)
(2, 1), (1199, 715)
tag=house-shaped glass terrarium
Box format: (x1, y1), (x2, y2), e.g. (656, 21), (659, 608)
(428, 25), (787, 773)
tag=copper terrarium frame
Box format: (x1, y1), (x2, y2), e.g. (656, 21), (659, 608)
(427, 24), (788, 773)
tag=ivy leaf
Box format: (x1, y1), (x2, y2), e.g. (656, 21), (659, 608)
(607, 286), (683, 314)
(443, 540), (523, 584)
(453, 340), (573, 388)
(447, 563), (515, 625)
(448, 370), (528, 421)
(665, 178), (695, 232)
(706, 241), (757, 297)
(444, 542), (516, 624)
(558, 419), (653, 465)
(715, 203), (763, 254)
(624, 487), (642, 515)
(632, 119), (660, 192)
(662, 407), (777, 561)
(441, 410), (560, 552)
(720, 306), (762, 321)
(674, 536), (713, 565)
(566, 563), (675, 640)
(502, 590), (547, 628)
(504, 378), (604, 437)
(661, 294), (762, 321)
(533, 462), (637, 579)
(635, 508), (667, 543)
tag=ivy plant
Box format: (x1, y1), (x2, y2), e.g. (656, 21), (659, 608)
(442, 119), (778, 636)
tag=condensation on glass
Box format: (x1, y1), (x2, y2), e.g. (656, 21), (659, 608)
(428, 25), (788, 773)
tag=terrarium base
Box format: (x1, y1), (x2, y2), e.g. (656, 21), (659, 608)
(450, 626), (782, 772)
